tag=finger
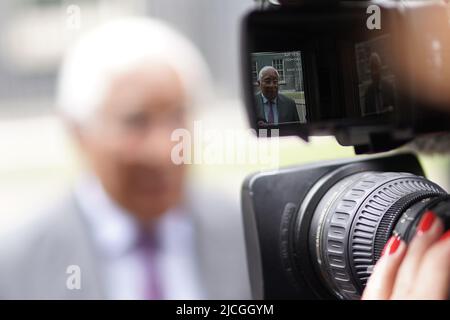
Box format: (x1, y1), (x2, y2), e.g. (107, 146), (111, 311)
(411, 230), (450, 299)
(391, 211), (444, 299)
(362, 235), (406, 300)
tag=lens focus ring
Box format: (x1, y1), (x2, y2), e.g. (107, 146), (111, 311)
(312, 171), (445, 300)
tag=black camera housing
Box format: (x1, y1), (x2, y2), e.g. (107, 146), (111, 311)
(241, 1), (450, 153)
(240, 0), (450, 301)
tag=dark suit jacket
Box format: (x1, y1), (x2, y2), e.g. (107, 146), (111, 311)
(255, 92), (300, 124)
(364, 79), (395, 115)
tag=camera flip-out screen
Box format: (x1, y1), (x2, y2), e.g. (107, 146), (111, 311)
(243, 3), (450, 145)
(251, 36), (398, 127)
(251, 51), (306, 125)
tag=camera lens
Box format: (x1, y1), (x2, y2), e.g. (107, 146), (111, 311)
(299, 171), (448, 300)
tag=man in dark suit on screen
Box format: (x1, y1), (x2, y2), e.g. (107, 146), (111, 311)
(255, 66), (300, 126)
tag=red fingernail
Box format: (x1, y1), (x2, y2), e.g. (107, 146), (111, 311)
(416, 211), (436, 236)
(381, 235), (401, 257)
(439, 230), (450, 242)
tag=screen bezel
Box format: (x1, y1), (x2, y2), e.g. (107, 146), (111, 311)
(241, 7), (401, 138)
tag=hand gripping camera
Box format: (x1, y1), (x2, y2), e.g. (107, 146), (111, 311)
(241, 0), (450, 299)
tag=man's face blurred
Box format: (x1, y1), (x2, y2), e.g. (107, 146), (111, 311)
(77, 64), (187, 222)
(259, 69), (279, 101)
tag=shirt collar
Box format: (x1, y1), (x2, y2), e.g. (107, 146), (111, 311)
(261, 93), (277, 104)
(74, 175), (192, 259)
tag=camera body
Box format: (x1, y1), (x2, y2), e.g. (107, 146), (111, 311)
(240, 1), (450, 300)
(242, 152), (449, 299)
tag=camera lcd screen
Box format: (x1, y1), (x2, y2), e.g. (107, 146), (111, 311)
(251, 51), (307, 125)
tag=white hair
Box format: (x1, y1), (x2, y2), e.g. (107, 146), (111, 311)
(258, 65), (279, 82)
(57, 17), (211, 125)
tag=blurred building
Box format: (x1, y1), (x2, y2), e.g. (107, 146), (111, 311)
(0, 0), (254, 119)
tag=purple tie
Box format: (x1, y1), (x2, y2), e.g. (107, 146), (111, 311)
(268, 100), (275, 124)
(136, 229), (163, 300)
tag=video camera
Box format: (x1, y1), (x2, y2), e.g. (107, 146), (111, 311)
(241, 0), (450, 299)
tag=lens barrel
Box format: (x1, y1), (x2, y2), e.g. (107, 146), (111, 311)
(305, 171), (448, 299)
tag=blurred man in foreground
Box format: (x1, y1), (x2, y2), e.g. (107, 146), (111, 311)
(0, 18), (250, 299)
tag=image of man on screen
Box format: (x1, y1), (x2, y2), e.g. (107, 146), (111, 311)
(363, 52), (395, 116)
(255, 66), (300, 125)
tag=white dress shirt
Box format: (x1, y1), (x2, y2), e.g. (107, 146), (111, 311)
(74, 175), (205, 299)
